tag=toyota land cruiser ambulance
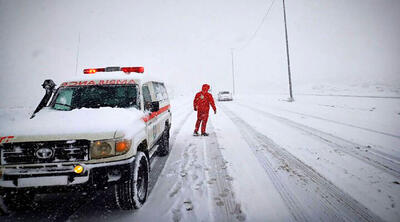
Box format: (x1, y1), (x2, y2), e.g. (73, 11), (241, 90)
(0, 66), (171, 211)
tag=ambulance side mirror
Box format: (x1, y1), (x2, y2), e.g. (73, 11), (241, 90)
(151, 101), (160, 112)
(31, 79), (57, 119)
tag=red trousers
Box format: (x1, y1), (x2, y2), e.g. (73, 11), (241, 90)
(195, 111), (209, 133)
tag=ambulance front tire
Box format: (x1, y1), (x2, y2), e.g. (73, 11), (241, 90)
(158, 127), (170, 157)
(114, 151), (149, 210)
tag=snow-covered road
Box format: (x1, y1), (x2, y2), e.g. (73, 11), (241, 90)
(1, 94), (399, 222)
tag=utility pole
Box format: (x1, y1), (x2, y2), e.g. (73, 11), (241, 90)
(282, 0), (294, 102)
(231, 48), (236, 95)
(75, 32), (81, 76)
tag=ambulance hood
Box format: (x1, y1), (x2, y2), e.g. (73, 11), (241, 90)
(0, 107), (145, 143)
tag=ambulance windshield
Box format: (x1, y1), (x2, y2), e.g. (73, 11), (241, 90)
(51, 85), (139, 111)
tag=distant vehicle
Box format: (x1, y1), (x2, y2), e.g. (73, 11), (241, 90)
(0, 66), (171, 212)
(217, 91), (233, 101)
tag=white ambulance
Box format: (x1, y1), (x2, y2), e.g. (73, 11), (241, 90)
(0, 66), (171, 211)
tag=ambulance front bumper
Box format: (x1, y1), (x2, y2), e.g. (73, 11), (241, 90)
(0, 156), (135, 192)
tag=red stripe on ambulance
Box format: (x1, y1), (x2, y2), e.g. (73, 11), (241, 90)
(0, 136), (14, 143)
(143, 105), (170, 123)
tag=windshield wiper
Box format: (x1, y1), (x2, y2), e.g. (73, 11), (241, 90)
(54, 102), (72, 107)
(53, 102), (74, 110)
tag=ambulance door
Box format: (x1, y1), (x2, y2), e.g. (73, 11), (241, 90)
(155, 83), (169, 133)
(142, 84), (157, 147)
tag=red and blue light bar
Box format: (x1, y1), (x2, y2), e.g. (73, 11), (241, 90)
(83, 66), (144, 74)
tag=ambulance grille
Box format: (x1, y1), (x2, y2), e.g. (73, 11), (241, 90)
(0, 140), (90, 165)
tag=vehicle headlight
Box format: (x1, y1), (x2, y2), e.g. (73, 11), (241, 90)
(90, 139), (132, 159)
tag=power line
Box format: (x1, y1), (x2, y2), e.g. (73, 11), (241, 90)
(238, 0), (277, 51)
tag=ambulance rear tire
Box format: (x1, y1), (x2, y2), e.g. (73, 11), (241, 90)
(158, 129), (170, 156)
(114, 151), (149, 210)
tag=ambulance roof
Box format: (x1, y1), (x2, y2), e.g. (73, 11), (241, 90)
(59, 66), (164, 87)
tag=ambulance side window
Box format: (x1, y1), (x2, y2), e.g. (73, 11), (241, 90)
(154, 83), (162, 101)
(154, 83), (167, 101)
(159, 83), (168, 100)
(142, 85), (152, 111)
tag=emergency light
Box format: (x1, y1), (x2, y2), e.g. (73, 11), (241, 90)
(83, 66), (144, 74)
(84, 68), (105, 74)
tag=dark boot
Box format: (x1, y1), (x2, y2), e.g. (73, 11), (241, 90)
(201, 132), (209, 136)
(193, 131), (199, 136)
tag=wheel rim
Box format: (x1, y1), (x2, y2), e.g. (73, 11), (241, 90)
(136, 158), (147, 201)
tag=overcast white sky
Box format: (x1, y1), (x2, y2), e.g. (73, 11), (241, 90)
(1, 0), (399, 107)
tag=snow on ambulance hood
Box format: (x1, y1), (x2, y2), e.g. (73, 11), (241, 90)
(0, 107), (145, 142)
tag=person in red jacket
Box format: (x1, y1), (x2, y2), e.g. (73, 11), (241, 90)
(193, 84), (216, 136)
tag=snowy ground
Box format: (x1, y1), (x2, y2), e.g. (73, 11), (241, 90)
(1, 93), (400, 222)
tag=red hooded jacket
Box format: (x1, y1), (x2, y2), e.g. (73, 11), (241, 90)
(193, 84), (216, 113)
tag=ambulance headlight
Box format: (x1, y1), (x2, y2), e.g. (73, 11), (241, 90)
(91, 140), (113, 159)
(90, 139), (132, 159)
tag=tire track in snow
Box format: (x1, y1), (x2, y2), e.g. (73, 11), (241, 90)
(145, 110), (207, 222)
(221, 104), (385, 222)
(165, 116), (245, 222)
(238, 103), (400, 179)
(149, 108), (193, 193)
(202, 123), (246, 222)
(170, 108), (193, 148)
(219, 106), (308, 222)
(239, 101), (400, 139)
(297, 93), (400, 100)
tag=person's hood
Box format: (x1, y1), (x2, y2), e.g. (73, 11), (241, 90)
(202, 84), (210, 93)
(0, 107), (145, 143)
